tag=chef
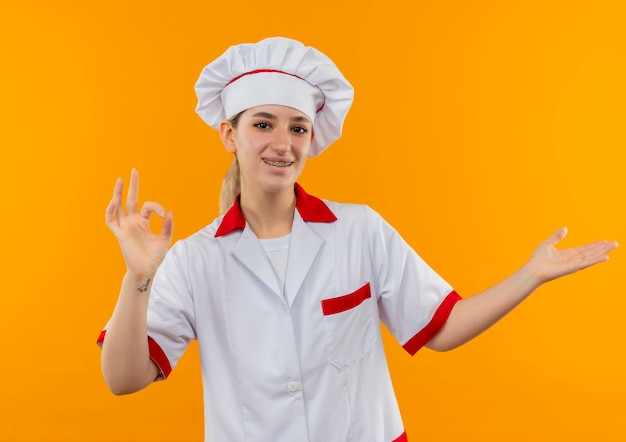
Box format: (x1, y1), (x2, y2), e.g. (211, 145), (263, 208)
(99, 36), (617, 442)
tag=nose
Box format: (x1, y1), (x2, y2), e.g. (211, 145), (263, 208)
(272, 127), (292, 154)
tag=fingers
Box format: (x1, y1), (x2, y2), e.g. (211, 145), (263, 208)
(105, 177), (125, 233)
(140, 201), (167, 219)
(550, 237), (618, 274)
(112, 176), (124, 205)
(105, 170), (174, 242)
(105, 170), (141, 223)
(577, 250), (611, 271)
(575, 240), (614, 255)
(105, 201), (118, 234)
(578, 240), (618, 263)
(126, 169), (140, 214)
(160, 211), (174, 242)
(140, 202), (175, 241)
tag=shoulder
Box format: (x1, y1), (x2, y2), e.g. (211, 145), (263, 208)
(321, 199), (391, 234)
(323, 199), (384, 221)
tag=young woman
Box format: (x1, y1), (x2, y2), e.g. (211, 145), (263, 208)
(99, 37), (617, 442)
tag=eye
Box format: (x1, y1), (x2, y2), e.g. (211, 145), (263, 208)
(254, 122), (270, 129)
(292, 126), (308, 134)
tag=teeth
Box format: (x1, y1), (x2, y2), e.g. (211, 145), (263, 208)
(264, 160), (293, 167)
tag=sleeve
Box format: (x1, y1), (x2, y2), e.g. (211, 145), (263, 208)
(97, 240), (197, 380)
(366, 206), (462, 355)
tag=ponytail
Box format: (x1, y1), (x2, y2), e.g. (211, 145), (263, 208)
(219, 111), (243, 215)
(219, 156), (240, 215)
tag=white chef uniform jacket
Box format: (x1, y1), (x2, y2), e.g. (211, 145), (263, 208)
(98, 184), (461, 442)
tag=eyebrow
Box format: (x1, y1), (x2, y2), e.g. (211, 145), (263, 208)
(251, 112), (311, 124)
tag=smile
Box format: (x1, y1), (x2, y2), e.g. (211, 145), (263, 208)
(263, 159), (294, 167)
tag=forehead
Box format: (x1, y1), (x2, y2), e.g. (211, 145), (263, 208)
(243, 104), (311, 123)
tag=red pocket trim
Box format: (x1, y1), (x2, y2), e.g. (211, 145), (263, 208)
(321, 283), (371, 315)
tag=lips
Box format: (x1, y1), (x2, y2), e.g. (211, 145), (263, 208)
(263, 159), (294, 167)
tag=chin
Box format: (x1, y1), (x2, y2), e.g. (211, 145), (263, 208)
(261, 176), (298, 194)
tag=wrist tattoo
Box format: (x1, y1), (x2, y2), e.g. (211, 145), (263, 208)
(138, 278), (151, 293)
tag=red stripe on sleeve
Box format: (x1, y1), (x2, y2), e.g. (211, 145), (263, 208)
(148, 336), (172, 379)
(97, 330), (106, 345)
(321, 283), (371, 315)
(96, 330), (172, 379)
(402, 291), (462, 355)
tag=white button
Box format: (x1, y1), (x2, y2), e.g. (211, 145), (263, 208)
(287, 381), (300, 393)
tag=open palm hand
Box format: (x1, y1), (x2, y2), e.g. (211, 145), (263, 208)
(530, 227), (618, 284)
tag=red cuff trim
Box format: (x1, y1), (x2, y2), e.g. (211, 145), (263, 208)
(321, 283), (371, 315)
(402, 291), (462, 355)
(392, 430), (408, 442)
(147, 336), (172, 379)
(96, 330), (173, 379)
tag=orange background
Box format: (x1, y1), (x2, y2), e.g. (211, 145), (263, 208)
(1, 1), (625, 441)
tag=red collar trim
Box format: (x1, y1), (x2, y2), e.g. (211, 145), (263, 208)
(214, 183), (337, 237)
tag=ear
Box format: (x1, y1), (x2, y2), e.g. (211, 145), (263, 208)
(219, 120), (237, 153)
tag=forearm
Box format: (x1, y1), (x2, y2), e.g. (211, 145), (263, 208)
(427, 263), (542, 351)
(101, 273), (158, 395)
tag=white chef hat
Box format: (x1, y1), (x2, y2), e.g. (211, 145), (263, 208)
(194, 36), (354, 156)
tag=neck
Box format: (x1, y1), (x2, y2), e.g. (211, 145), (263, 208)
(239, 185), (296, 239)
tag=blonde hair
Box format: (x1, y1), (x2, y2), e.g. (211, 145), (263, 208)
(219, 112), (243, 214)
(219, 156), (240, 214)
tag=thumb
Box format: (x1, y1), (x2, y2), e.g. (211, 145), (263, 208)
(546, 227), (568, 247)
